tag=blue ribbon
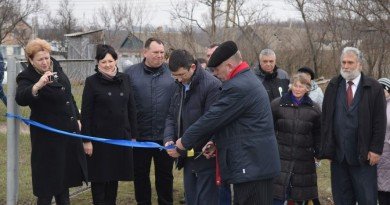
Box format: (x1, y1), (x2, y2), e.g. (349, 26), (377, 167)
(6, 113), (175, 150)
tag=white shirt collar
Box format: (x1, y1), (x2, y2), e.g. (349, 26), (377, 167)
(347, 73), (361, 86)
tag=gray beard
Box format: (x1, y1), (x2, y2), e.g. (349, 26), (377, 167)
(340, 68), (360, 81)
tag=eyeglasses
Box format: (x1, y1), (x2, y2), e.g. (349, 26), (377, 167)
(171, 71), (189, 78)
(170, 66), (193, 78)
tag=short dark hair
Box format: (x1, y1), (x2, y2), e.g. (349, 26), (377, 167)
(145, 37), (164, 49)
(95, 44), (118, 61)
(168, 49), (195, 72)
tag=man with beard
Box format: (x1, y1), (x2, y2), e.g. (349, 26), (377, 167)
(252, 49), (289, 101)
(319, 47), (386, 205)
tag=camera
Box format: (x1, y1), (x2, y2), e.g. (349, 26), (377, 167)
(48, 72), (58, 82)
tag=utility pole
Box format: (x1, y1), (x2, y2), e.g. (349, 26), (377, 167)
(7, 56), (20, 205)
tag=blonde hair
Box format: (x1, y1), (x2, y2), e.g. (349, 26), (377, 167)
(25, 38), (51, 60)
(289, 73), (311, 91)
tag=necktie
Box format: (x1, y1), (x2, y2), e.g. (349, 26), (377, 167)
(346, 81), (354, 108)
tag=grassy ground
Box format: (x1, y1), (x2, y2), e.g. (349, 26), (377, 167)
(0, 83), (333, 204)
(0, 130), (185, 204)
(0, 126), (332, 205)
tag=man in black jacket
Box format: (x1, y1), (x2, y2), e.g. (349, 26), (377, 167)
(125, 38), (176, 205)
(252, 49), (289, 101)
(320, 47), (386, 205)
(176, 41), (280, 205)
(164, 49), (221, 205)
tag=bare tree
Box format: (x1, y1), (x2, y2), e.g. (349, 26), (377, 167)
(93, 0), (151, 40)
(336, 0), (390, 78)
(0, 0), (41, 43)
(287, 0), (320, 75)
(170, 0), (224, 42)
(340, 0), (390, 37)
(57, 0), (77, 34)
(200, 0), (224, 41)
(224, 0), (270, 62)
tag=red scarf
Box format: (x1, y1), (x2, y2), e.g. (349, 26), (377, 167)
(228, 61), (249, 80)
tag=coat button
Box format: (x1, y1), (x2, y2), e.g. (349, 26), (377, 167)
(70, 117), (74, 120)
(66, 101), (70, 105)
(120, 92), (124, 96)
(108, 92), (112, 96)
(61, 87), (65, 91)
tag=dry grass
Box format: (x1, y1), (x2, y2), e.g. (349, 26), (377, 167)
(0, 127), (332, 205)
(0, 128), (185, 204)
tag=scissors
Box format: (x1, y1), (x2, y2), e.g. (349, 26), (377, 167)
(194, 143), (216, 159)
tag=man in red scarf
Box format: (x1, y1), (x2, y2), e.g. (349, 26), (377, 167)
(176, 41), (281, 205)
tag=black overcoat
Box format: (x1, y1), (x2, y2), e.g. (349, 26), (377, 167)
(271, 93), (321, 201)
(81, 69), (138, 182)
(15, 58), (87, 197)
(319, 74), (386, 163)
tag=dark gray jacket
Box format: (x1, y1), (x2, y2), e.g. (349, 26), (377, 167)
(125, 60), (176, 141)
(181, 67), (281, 184)
(164, 64), (221, 168)
(164, 64), (221, 147)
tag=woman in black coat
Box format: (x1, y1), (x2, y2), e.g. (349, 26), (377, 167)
(271, 73), (321, 205)
(81, 44), (138, 205)
(15, 38), (88, 205)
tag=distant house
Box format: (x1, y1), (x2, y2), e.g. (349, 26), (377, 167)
(118, 33), (143, 55)
(0, 19), (33, 58)
(64, 29), (144, 69)
(109, 31), (144, 66)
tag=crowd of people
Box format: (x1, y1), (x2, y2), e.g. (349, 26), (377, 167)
(14, 37), (389, 205)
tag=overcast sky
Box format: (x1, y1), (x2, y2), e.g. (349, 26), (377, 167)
(41, 0), (301, 27)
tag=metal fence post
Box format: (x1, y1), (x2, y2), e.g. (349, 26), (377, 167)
(7, 56), (20, 205)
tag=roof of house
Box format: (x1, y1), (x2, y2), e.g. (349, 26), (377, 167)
(64, 29), (104, 37)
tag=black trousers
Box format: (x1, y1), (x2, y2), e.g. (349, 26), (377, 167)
(91, 181), (118, 205)
(37, 189), (70, 205)
(331, 160), (377, 205)
(379, 191), (390, 205)
(133, 144), (174, 205)
(183, 159), (218, 205)
(233, 178), (273, 205)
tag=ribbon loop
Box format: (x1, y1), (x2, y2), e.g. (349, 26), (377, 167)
(6, 113), (170, 150)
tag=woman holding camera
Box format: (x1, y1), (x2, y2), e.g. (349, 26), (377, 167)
(15, 38), (88, 205)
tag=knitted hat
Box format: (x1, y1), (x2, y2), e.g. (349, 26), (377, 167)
(378, 78), (390, 93)
(207, 41), (238, 68)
